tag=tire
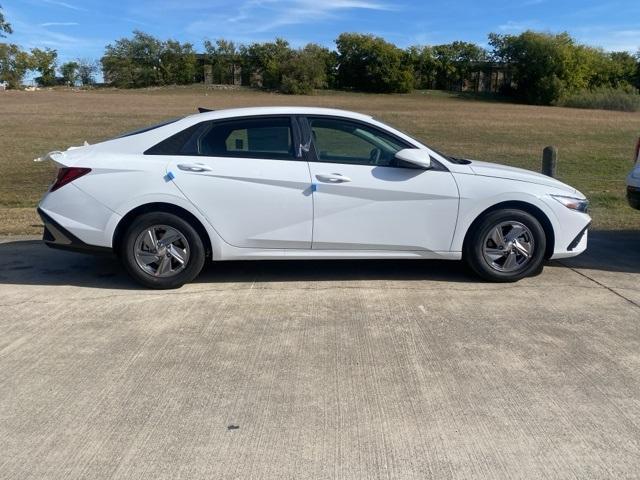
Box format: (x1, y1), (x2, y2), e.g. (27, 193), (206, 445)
(464, 209), (546, 282)
(120, 212), (206, 289)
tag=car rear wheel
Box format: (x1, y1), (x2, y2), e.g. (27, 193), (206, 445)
(464, 209), (546, 282)
(121, 212), (205, 289)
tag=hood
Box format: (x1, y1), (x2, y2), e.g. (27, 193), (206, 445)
(467, 159), (578, 195)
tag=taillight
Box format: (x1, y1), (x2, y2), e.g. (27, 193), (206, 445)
(635, 137), (640, 165)
(50, 167), (91, 192)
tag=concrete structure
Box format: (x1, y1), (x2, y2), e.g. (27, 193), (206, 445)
(463, 63), (513, 93)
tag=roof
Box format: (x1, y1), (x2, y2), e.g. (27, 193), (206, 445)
(191, 106), (374, 122)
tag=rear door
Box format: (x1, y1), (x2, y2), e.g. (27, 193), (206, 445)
(161, 116), (313, 249)
(303, 116), (459, 252)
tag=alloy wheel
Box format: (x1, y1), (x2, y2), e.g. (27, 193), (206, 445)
(133, 225), (190, 277)
(482, 221), (535, 273)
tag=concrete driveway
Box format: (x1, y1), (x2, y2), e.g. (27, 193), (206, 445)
(1, 231), (639, 479)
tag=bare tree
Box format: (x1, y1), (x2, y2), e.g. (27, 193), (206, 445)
(77, 58), (98, 85)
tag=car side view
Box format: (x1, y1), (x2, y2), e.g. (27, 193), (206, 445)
(36, 107), (591, 288)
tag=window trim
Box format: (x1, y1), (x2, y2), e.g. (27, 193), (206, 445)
(144, 114), (303, 161)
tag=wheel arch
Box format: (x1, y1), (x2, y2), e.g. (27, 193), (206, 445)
(462, 200), (555, 259)
(112, 202), (213, 258)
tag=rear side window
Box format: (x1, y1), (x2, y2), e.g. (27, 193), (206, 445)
(145, 117), (295, 160)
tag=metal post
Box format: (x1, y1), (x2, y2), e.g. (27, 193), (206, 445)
(542, 146), (557, 177)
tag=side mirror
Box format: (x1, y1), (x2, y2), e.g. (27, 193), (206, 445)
(394, 149), (432, 169)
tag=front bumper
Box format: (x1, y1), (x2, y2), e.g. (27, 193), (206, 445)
(546, 209), (591, 260)
(567, 222), (590, 251)
(627, 186), (640, 210)
(37, 208), (111, 254)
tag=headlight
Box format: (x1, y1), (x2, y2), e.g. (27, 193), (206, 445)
(551, 195), (589, 213)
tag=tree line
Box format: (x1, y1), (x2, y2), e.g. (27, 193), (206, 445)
(1, 2), (639, 106)
(97, 30), (640, 105)
(0, 44), (98, 88)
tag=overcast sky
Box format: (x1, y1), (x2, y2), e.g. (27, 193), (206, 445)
(3, 0), (640, 65)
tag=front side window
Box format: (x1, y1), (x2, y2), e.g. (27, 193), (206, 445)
(145, 116), (294, 159)
(308, 117), (408, 167)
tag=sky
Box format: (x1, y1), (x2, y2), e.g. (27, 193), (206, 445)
(3, 0), (640, 66)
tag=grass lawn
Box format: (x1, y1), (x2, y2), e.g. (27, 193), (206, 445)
(1, 86), (639, 236)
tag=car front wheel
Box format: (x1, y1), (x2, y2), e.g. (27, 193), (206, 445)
(121, 212), (206, 289)
(464, 209), (546, 282)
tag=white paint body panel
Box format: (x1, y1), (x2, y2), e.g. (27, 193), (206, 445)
(37, 106), (591, 263)
(450, 172), (590, 259)
(308, 163), (459, 251)
(168, 156), (313, 249)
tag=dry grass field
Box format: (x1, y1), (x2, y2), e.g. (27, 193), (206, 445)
(1, 86), (639, 235)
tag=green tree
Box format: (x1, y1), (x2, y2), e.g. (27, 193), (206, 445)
(101, 31), (195, 88)
(240, 38), (292, 89)
(280, 44), (331, 94)
(301, 43), (338, 89)
(204, 39), (239, 84)
(0, 43), (30, 88)
(636, 50), (640, 89)
(336, 33), (413, 93)
(607, 51), (639, 88)
(489, 30), (640, 104)
(489, 31), (582, 104)
(60, 60), (79, 85)
(30, 47), (58, 86)
(432, 41), (487, 90)
(0, 4), (12, 38)
(405, 45), (436, 89)
(159, 40), (196, 84)
(101, 31), (162, 87)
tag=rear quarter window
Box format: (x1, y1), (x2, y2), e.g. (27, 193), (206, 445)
(144, 117), (295, 160)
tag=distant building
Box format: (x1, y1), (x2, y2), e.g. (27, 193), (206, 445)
(196, 54), (242, 87)
(463, 62), (513, 93)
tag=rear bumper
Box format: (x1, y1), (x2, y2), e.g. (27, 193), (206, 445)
(37, 208), (112, 255)
(627, 186), (640, 210)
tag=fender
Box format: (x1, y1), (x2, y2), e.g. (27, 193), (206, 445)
(104, 192), (228, 256)
(450, 176), (562, 253)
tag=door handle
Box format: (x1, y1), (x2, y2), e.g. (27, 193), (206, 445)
(315, 173), (351, 183)
(177, 163), (213, 173)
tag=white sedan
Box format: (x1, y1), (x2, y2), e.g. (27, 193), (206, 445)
(37, 107), (591, 288)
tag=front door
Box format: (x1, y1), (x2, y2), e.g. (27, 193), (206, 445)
(304, 116), (459, 252)
(167, 116), (313, 249)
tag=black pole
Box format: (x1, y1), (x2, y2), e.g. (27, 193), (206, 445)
(542, 146), (557, 177)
